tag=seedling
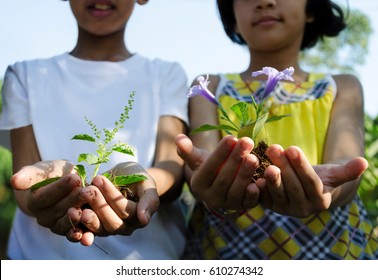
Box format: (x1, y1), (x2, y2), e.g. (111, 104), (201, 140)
(30, 91), (147, 192)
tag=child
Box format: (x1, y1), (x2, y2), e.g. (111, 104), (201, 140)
(0, 0), (188, 259)
(176, 0), (378, 259)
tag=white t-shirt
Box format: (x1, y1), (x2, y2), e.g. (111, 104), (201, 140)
(0, 53), (189, 259)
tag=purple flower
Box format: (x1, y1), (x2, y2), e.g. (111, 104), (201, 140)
(187, 75), (219, 105)
(252, 67), (294, 99)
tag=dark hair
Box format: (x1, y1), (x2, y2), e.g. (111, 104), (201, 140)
(216, 0), (347, 50)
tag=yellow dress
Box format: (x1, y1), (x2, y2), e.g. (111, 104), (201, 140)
(184, 73), (378, 259)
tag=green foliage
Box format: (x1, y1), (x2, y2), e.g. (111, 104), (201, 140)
(30, 91), (147, 190)
(72, 92), (138, 185)
(0, 80), (2, 112)
(359, 115), (378, 226)
(301, 8), (373, 74)
(190, 69), (292, 143)
(0, 145), (15, 259)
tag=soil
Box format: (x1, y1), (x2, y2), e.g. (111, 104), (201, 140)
(117, 186), (138, 202)
(251, 141), (272, 182)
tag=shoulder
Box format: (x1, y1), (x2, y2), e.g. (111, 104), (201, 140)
(5, 54), (66, 76)
(332, 73), (363, 99)
(141, 55), (186, 74)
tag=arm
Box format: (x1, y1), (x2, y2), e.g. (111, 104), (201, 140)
(255, 74), (368, 216)
(322, 74), (367, 207)
(147, 115), (187, 203)
(10, 125), (160, 245)
(10, 125), (93, 235)
(177, 74), (368, 218)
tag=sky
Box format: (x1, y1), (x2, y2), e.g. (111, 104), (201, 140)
(1, 0), (377, 117)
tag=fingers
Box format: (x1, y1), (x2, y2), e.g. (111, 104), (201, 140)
(210, 137), (255, 203)
(86, 179), (131, 233)
(243, 183), (260, 209)
(50, 207), (82, 235)
(264, 145), (332, 217)
(32, 182), (96, 233)
(175, 134), (203, 171)
(226, 150), (260, 209)
(80, 231), (95, 246)
(11, 160), (75, 190)
(192, 137), (255, 207)
(27, 174), (84, 213)
(177, 134), (261, 210)
(314, 157), (369, 187)
(263, 165), (286, 206)
(89, 177), (145, 235)
(266, 145), (307, 205)
(66, 224), (95, 246)
(106, 162), (159, 225)
(135, 186), (159, 226)
(176, 134), (238, 179)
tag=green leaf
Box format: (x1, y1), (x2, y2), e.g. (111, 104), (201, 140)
(75, 164), (86, 178)
(30, 177), (61, 191)
(190, 124), (238, 135)
(112, 145), (135, 156)
(77, 153), (98, 165)
(75, 164), (87, 186)
(266, 114), (291, 123)
(237, 123), (254, 138)
(71, 134), (96, 142)
(252, 113), (269, 140)
(230, 102), (250, 126)
(113, 174), (148, 186)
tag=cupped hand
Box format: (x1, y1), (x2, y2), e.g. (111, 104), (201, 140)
(176, 134), (261, 210)
(256, 144), (368, 218)
(11, 160), (95, 240)
(75, 162), (160, 246)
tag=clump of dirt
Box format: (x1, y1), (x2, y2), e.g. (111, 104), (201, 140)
(117, 186), (138, 202)
(250, 141), (272, 183)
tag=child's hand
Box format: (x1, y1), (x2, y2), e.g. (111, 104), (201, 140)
(11, 160), (95, 240)
(257, 144), (368, 218)
(75, 162), (160, 246)
(176, 134), (261, 210)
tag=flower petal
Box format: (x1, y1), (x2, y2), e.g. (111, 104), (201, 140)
(251, 66), (295, 99)
(187, 75), (218, 105)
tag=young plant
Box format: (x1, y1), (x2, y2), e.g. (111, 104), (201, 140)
(30, 91), (147, 193)
(188, 67), (295, 219)
(188, 66), (294, 141)
(189, 67), (295, 185)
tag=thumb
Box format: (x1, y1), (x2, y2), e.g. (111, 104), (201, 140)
(341, 157), (369, 181)
(315, 157), (368, 187)
(175, 133), (206, 171)
(11, 160), (75, 190)
(136, 187), (160, 226)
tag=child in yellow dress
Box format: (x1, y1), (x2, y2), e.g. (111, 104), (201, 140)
(176, 0), (378, 259)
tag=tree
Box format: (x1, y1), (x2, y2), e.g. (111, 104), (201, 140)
(301, 7), (373, 74)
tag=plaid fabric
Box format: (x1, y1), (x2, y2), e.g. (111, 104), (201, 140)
(222, 75), (332, 104)
(183, 74), (378, 260)
(184, 198), (378, 260)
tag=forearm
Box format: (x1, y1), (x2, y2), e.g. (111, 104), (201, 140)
(147, 163), (185, 203)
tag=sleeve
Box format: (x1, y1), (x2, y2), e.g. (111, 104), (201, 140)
(0, 63), (32, 130)
(158, 60), (189, 126)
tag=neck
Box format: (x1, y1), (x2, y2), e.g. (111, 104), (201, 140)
(70, 30), (131, 62)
